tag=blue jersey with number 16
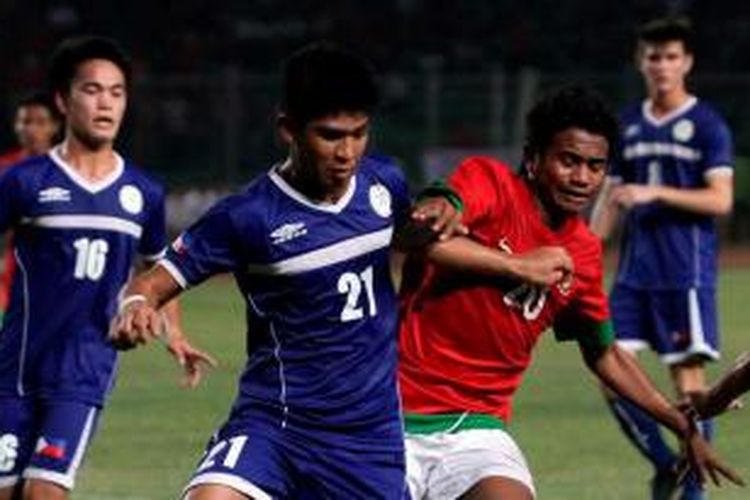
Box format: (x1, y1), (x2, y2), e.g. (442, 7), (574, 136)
(162, 155), (410, 434)
(0, 147), (167, 406)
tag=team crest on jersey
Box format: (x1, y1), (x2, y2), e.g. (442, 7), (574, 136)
(119, 185), (144, 214)
(624, 124), (640, 138)
(38, 186), (71, 203)
(270, 222), (308, 245)
(369, 184), (392, 218)
(672, 119), (695, 142)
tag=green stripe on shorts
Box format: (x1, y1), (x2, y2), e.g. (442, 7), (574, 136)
(404, 413), (506, 435)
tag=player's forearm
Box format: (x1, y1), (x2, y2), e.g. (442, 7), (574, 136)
(704, 352), (750, 417)
(654, 185), (732, 216)
(425, 236), (521, 278)
(124, 264), (182, 310)
(589, 181), (620, 240)
(587, 344), (691, 437)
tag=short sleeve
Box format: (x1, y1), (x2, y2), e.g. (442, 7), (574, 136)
(138, 184), (167, 261)
(160, 196), (243, 288)
(368, 155), (411, 226)
(447, 157), (507, 228)
(701, 114), (733, 173)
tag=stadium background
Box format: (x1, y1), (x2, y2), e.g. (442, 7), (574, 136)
(1, 0), (750, 498)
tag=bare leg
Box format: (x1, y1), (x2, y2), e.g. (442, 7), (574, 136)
(459, 476), (534, 500)
(23, 479), (67, 500)
(184, 484), (256, 500)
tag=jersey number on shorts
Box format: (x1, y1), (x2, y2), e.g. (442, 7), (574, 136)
(196, 435), (248, 472)
(73, 238), (109, 281)
(338, 265), (377, 322)
(0, 433), (19, 472)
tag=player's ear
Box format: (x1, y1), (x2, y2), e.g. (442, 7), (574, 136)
(523, 146), (538, 180)
(54, 91), (68, 117)
(276, 113), (298, 146)
(683, 52), (694, 74)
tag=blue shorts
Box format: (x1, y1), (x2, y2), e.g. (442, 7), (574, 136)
(610, 284), (719, 365)
(183, 412), (409, 499)
(0, 397), (100, 490)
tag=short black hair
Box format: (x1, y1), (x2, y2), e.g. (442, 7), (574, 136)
(637, 17), (694, 54)
(280, 41), (378, 127)
(15, 90), (62, 121)
(48, 35), (132, 96)
(525, 85), (619, 161)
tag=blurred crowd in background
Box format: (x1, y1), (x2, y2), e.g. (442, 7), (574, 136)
(1, 0), (750, 234)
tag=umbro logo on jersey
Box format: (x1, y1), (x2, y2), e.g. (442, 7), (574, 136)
(270, 222), (308, 245)
(38, 186), (71, 203)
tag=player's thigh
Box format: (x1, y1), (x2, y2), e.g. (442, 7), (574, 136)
(0, 397), (36, 491)
(654, 288), (719, 365)
(182, 425), (287, 500)
(610, 284), (652, 351)
(23, 477), (68, 500)
(459, 476), (534, 500)
(23, 400), (100, 491)
(421, 429), (535, 500)
(670, 360), (707, 397)
(303, 437), (406, 500)
(184, 483), (255, 500)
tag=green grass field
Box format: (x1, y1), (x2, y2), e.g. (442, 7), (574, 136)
(74, 270), (750, 499)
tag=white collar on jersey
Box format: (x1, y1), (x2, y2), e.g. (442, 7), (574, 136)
(642, 95), (698, 127)
(268, 158), (357, 214)
(49, 145), (125, 194)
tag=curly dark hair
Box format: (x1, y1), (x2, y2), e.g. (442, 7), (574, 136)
(524, 84), (619, 162)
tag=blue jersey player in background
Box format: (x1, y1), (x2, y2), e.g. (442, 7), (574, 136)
(0, 36), (213, 500)
(112, 42), (458, 499)
(591, 18), (734, 500)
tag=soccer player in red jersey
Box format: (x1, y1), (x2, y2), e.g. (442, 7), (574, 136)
(0, 92), (61, 318)
(399, 85), (742, 499)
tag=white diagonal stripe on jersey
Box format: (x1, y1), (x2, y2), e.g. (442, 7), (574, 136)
(622, 141), (702, 161)
(247, 226), (393, 275)
(22, 215), (142, 238)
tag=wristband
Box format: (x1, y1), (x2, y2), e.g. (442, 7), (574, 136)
(417, 178), (464, 213)
(118, 294), (148, 315)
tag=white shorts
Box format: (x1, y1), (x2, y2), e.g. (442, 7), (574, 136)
(405, 428), (535, 499)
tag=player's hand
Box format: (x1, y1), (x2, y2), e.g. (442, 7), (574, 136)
(166, 337), (218, 389)
(509, 246), (574, 287)
(110, 298), (163, 350)
(610, 184), (660, 208)
(679, 430), (745, 488)
(681, 390), (743, 420)
(411, 197), (469, 242)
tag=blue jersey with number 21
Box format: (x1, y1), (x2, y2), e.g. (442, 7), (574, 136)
(162, 155), (410, 433)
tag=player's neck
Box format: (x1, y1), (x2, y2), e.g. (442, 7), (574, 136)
(648, 88), (692, 118)
(58, 137), (118, 181)
(281, 161), (350, 204)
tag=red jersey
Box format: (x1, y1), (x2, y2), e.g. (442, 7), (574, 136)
(399, 157), (610, 423)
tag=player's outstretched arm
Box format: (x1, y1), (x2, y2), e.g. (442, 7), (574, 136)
(424, 237), (573, 288)
(112, 265), (183, 349)
(582, 343), (744, 488)
(690, 352), (750, 419)
(160, 298), (217, 388)
(589, 176), (622, 240)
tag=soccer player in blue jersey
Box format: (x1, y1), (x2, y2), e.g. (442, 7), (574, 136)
(0, 36), (212, 500)
(591, 18), (734, 500)
(112, 42), (429, 499)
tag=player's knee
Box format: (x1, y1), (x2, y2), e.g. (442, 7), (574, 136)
(22, 479), (67, 500)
